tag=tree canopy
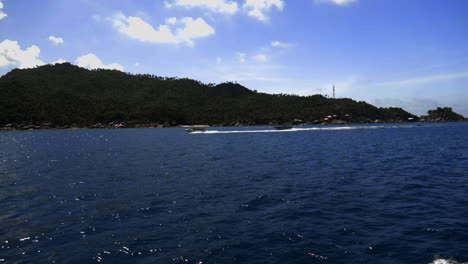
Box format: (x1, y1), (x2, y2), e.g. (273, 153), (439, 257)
(0, 63), (418, 127)
(425, 107), (465, 121)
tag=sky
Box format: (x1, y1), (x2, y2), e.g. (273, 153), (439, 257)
(0, 0), (467, 115)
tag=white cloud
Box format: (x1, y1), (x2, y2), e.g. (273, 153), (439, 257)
(53, 59), (67, 64)
(110, 13), (178, 44)
(314, 0), (358, 6)
(253, 53), (268, 62)
(271, 40), (294, 48)
(177, 17), (216, 45)
(0, 1), (7, 20)
(166, 0), (239, 14)
(216, 57), (222, 64)
(49, 36), (64, 45)
(243, 0), (284, 22)
(236, 52), (247, 63)
(134, 62), (140, 67)
(166, 17), (178, 25)
(376, 72), (468, 87)
(0, 40), (45, 69)
(75, 54), (124, 71)
(109, 13), (215, 46)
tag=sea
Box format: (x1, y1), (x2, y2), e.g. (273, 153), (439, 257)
(0, 122), (467, 264)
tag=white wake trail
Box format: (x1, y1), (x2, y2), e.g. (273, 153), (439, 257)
(189, 125), (418, 134)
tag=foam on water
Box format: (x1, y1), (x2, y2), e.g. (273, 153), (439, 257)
(189, 124), (420, 134)
(431, 259), (467, 264)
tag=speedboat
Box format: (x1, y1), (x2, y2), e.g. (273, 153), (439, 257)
(273, 125), (293, 130)
(185, 128), (208, 133)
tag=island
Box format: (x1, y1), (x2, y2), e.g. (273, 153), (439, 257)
(420, 107), (466, 122)
(0, 63), (464, 130)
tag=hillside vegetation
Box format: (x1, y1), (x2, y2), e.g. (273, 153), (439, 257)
(0, 63), (418, 128)
(421, 107), (465, 122)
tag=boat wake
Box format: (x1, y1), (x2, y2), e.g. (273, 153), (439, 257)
(431, 258), (468, 264)
(188, 124), (423, 134)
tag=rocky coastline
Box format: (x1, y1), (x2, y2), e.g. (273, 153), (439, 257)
(1, 117), (465, 131)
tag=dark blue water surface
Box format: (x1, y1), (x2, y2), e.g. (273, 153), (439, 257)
(0, 123), (467, 264)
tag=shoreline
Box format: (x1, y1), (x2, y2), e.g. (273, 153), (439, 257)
(1, 119), (466, 131)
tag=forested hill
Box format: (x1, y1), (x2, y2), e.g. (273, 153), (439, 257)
(0, 63), (417, 128)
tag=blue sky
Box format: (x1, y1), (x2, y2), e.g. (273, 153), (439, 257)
(0, 0), (467, 115)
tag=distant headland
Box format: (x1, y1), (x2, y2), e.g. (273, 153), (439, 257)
(0, 63), (465, 130)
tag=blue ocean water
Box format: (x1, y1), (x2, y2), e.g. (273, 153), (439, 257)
(0, 123), (467, 264)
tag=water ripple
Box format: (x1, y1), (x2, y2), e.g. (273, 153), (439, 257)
(0, 122), (467, 263)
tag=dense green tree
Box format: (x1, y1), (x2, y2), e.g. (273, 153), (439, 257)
(426, 107), (464, 121)
(0, 63), (419, 127)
